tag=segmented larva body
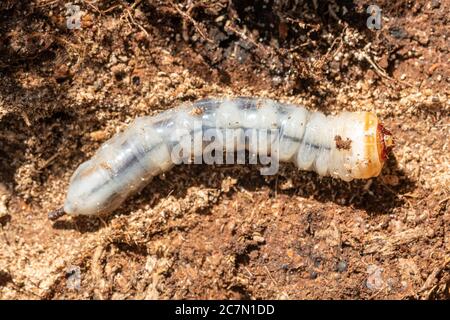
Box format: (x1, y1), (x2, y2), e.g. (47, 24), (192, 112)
(49, 98), (393, 219)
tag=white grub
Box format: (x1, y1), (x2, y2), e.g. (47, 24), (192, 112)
(53, 98), (387, 218)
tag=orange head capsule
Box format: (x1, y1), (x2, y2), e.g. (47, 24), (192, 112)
(377, 123), (395, 162)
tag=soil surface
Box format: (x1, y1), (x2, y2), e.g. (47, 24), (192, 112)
(0, 0), (449, 299)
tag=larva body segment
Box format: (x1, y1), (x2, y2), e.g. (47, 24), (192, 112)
(51, 98), (393, 219)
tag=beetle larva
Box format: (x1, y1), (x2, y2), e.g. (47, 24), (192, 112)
(48, 97), (394, 220)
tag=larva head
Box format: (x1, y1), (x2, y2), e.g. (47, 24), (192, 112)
(377, 123), (395, 162)
(341, 112), (393, 179)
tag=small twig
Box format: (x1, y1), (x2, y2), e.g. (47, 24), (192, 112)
(243, 267), (253, 278)
(83, 0), (102, 15)
(264, 266), (277, 286)
(101, 4), (122, 14)
(21, 112), (31, 127)
(368, 286), (386, 300)
(224, 23), (264, 52)
(313, 27), (345, 69)
(419, 257), (450, 298)
(224, 22), (276, 62)
(36, 0), (59, 8)
(125, 7), (150, 38)
(362, 52), (414, 88)
(380, 181), (413, 207)
(130, 0), (142, 10)
(39, 153), (59, 171)
(169, 0), (214, 44)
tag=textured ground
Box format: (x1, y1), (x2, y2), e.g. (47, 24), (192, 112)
(0, 0), (449, 299)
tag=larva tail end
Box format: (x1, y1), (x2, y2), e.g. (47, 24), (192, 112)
(377, 123), (395, 162)
(48, 207), (66, 220)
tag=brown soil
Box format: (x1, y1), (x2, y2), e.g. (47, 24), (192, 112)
(0, 0), (449, 300)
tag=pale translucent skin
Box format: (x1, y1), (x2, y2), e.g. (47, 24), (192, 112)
(62, 98), (383, 217)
